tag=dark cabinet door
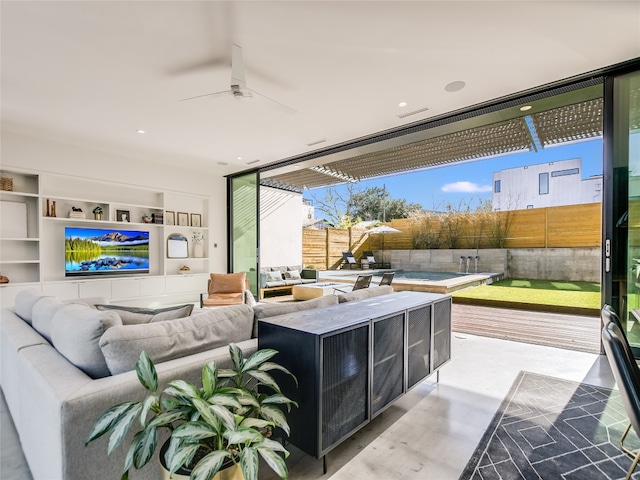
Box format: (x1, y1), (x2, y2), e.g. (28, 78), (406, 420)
(407, 304), (432, 389)
(321, 325), (369, 452)
(372, 313), (405, 416)
(433, 298), (452, 370)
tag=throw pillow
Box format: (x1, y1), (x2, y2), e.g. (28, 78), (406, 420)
(50, 303), (122, 379)
(284, 270), (301, 280)
(94, 304), (194, 325)
(99, 304), (254, 375)
(31, 296), (65, 342)
(210, 272), (246, 294)
(265, 271), (283, 282)
(14, 289), (48, 324)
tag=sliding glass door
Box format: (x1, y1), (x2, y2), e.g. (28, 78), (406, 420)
(228, 172), (259, 295)
(607, 69), (640, 353)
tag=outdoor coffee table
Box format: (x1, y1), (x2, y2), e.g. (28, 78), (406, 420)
(292, 282), (352, 300)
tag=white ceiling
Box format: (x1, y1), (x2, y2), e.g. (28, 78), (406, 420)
(2, 1), (639, 178)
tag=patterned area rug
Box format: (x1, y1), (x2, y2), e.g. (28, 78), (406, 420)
(460, 371), (640, 480)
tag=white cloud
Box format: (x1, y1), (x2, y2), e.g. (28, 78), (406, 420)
(441, 181), (492, 193)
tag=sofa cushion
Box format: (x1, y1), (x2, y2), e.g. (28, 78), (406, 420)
(253, 295), (338, 337)
(99, 304), (254, 375)
(265, 271), (283, 283)
(95, 303), (194, 325)
(210, 272), (246, 294)
(337, 285), (394, 303)
(284, 269), (301, 280)
(50, 303), (122, 378)
(202, 293), (244, 307)
(283, 279), (302, 286)
(31, 296), (66, 342)
(14, 289), (48, 325)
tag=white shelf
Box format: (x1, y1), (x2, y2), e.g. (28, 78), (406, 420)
(0, 168), (211, 304)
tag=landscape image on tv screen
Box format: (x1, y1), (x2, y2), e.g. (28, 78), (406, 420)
(65, 227), (150, 277)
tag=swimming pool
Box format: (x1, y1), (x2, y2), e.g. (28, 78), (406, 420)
(379, 270), (468, 281)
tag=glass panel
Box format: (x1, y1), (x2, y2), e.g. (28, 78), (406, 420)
(539, 172), (549, 194)
(621, 70), (640, 350)
(230, 172), (259, 295)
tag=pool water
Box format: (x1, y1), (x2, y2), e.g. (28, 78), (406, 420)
(378, 270), (468, 281)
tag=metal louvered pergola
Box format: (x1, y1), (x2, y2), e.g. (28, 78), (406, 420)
(261, 96), (606, 193)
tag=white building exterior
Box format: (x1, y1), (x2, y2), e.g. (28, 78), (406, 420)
(491, 158), (602, 211)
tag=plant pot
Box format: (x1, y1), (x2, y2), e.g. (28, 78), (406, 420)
(94, 213), (102, 220)
(159, 441), (243, 480)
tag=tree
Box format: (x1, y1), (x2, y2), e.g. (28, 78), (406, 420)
(309, 186), (422, 226)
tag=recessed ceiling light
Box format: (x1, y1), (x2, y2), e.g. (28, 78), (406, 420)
(136, 129), (146, 134)
(444, 81), (466, 92)
(398, 101), (407, 107)
(236, 156), (242, 160)
(217, 161), (228, 166)
(520, 105), (533, 111)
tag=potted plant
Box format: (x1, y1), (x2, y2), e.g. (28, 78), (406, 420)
(86, 344), (297, 480)
(92, 206), (103, 220)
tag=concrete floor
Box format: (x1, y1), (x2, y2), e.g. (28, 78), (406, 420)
(1, 333), (615, 480)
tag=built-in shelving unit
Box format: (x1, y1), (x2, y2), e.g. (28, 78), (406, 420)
(0, 168), (211, 307)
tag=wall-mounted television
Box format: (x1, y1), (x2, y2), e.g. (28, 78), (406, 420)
(64, 227), (150, 277)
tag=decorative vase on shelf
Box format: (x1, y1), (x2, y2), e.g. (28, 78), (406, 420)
(193, 242), (204, 258)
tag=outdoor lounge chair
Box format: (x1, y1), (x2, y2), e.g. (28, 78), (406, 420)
(363, 251), (379, 268)
(334, 274), (373, 293)
(341, 251), (361, 269)
(379, 272), (395, 286)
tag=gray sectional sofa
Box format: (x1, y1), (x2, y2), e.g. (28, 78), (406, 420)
(1, 289), (258, 480)
(1, 284), (394, 479)
(258, 265), (319, 298)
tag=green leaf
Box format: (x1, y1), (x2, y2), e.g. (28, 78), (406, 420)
(257, 437), (290, 456)
(217, 368), (236, 379)
(239, 417), (273, 430)
(246, 370), (280, 393)
(262, 393), (298, 408)
(165, 380), (200, 399)
(242, 349), (278, 373)
(224, 427), (263, 445)
(192, 398), (225, 431)
(172, 421), (216, 441)
(228, 343), (244, 372)
(202, 363), (217, 397)
(235, 389), (260, 408)
(240, 447), (260, 480)
(257, 445), (289, 479)
(208, 393), (242, 410)
(135, 351), (158, 393)
(190, 450), (230, 480)
(86, 402), (136, 444)
(259, 362), (298, 386)
(258, 405), (290, 435)
(167, 442), (200, 475)
(122, 432), (138, 474)
(139, 395), (158, 428)
(147, 410), (190, 429)
(132, 426), (157, 469)
(210, 404), (237, 432)
(107, 403), (143, 455)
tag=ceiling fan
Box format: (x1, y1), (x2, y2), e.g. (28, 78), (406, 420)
(179, 44), (296, 113)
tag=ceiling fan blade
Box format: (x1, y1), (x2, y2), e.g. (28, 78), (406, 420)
(178, 90), (230, 102)
(231, 43), (247, 90)
(249, 88), (297, 114)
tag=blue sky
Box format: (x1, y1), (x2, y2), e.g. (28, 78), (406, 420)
(304, 138), (603, 211)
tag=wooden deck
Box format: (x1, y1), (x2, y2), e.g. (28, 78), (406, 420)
(452, 304), (601, 354)
(259, 295), (602, 354)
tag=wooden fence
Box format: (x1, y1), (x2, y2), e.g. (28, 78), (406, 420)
(302, 203), (601, 269)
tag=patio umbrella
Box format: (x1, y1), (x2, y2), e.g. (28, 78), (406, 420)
(367, 225), (402, 267)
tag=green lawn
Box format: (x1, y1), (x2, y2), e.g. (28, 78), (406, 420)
(452, 279), (601, 309)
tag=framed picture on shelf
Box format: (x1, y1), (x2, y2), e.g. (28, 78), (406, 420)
(177, 211), (189, 226)
(116, 209), (130, 223)
(191, 213), (201, 227)
(165, 211), (175, 226)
